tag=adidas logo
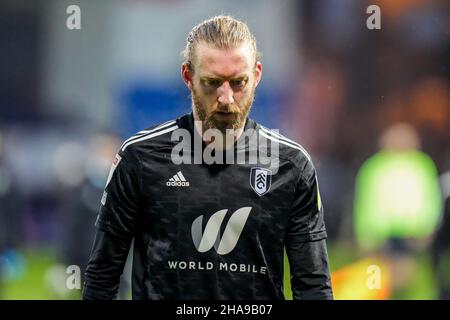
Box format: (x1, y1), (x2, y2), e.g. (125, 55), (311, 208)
(166, 171), (190, 187)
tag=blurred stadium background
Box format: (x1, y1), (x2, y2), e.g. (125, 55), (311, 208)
(0, 0), (449, 299)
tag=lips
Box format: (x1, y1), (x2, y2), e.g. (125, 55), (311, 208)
(216, 111), (233, 115)
(214, 112), (237, 119)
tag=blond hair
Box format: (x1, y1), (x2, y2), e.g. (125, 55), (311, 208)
(182, 15), (261, 72)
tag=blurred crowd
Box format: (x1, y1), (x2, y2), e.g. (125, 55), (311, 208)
(0, 0), (449, 299)
(284, 0), (450, 299)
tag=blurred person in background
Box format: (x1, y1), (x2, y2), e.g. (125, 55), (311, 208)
(83, 15), (333, 300)
(353, 122), (442, 299)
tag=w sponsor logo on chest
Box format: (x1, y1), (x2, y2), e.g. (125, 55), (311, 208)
(191, 207), (252, 255)
(250, 167), (272, 196)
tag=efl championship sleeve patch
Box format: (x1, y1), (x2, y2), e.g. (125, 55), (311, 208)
(101, 190), (108, 206)
(105, 153), (122, 187)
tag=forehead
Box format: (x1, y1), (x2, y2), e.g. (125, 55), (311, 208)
(195, 42), (253, 77)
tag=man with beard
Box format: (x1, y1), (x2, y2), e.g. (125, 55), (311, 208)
(83, 15), (333, 300)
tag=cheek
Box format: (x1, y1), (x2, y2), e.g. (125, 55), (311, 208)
(194, 87), (217, 108)
(236, 87), (252, 102)
(233, 91), (244, 102)
(240, 78), (256, 98)
(194, 81), (215, 98)
(201, 90), (218, 104)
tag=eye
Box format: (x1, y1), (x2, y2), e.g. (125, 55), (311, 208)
(230, 79), (247, 88)
(203, 79), (222, 88)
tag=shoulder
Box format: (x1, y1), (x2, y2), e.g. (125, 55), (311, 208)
(257, 124), (313, 166)
(256, 123), (316, 183)
(118, 118), (181, 156)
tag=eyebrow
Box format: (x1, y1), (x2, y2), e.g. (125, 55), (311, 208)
(200, 74), (248, 81)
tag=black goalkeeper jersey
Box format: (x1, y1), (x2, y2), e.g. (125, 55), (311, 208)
(83, 112), (333, 300)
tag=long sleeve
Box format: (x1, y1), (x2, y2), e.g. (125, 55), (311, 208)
(82, 230), (132, 300)
(286, 239), (333, 300)
(285, 159), (333, 300)
(82, 147), (140, 299)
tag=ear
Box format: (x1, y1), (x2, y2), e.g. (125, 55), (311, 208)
(254, 61), (263, 87)
(181, 63), (193, 90)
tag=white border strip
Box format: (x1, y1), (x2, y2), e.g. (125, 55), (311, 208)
(260, 127), (312, 161)
(120, 120), (176, 150)
(259, 130), (311, 162)
(260, 126), (303, 148)
(121, 125), (178, 151)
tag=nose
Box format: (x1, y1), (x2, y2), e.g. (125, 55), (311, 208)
(217, 81), (234, 106)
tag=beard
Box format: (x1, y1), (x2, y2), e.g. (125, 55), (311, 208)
(192, 86), (255, 134)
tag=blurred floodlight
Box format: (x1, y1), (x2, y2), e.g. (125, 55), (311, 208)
(85, 134), (121, 188)
(52, 141), (86, 187)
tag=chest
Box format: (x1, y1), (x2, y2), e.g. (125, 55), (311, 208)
(137, 150), (297, 242)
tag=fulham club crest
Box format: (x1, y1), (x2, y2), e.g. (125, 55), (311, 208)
(250, 167), (272, 196)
